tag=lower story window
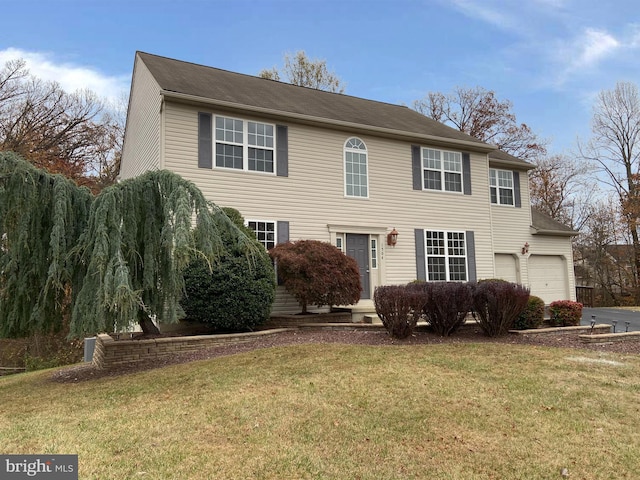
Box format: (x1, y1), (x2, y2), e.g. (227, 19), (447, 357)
(425, 230), (467, 281)
(247, 220), (276, 250)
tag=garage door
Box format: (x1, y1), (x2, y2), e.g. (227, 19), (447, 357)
(495, 254), (519, 283)
(528, 255), (568, 304)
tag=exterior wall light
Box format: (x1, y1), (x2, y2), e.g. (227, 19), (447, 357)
(387, 228), (399, 247)
(521, 242), (530, 255)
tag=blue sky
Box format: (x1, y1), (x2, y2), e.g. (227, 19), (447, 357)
(2, 0), (639, 156)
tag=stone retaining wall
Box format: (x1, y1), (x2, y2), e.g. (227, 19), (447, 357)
(509, 324), (612, 336)
(92, 329), (290, 370)
(579, 331), (640, 344)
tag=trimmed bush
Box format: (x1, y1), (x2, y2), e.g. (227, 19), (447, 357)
(181, 207), (275, 331)
(420, 282), (473, 336)
(549, 300), (583, 327)
(374, 285), (425, 339)
(513, 295), (545, 330)
(472, 280), (530, 336)
(269, 240), (361, 313)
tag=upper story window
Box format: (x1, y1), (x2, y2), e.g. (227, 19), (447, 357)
(425, 230), (467, 281)
(489, 169), (514, 205)
(422, 148), (462, 192)
(215, 116), (275, 173)
(344, 138), (368, 198)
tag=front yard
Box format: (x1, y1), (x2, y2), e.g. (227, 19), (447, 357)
(1, 341), (639, 479)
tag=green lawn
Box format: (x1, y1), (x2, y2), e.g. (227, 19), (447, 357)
(1, 343), (639, 479)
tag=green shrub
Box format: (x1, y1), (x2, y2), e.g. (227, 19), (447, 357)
(181, 207), (275, 332)
(513, 295), (545, 330)
(472, 280), (530, 336)
(549, 300), (583, 327)
(374, 285), (425, 339)
(420, 282), (473, 336)
(269, 240), (361, 314)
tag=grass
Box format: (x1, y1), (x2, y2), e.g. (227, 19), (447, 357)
(1, 342), (640, 479)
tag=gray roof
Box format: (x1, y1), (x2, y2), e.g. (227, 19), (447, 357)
(488, 149), (534, 170)
(137, 51), (494, 151)
(531, 208), (578, 236)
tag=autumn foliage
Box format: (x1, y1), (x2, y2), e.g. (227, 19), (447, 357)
(269, 240), (361, 313)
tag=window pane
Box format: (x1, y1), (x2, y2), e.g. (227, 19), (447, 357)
(449, 258), (467, 281)
(444, 172), (462, 192)
(490, 187), (498, 204)
(248, 221), (276, 250)
(499, 188), (514, 205)
(345, 147), (368, 197)
(248, 148), (274, 172)
(216, 144), (243, 169)
(428, 257), (447, 281)
(424, 170), (442, 190)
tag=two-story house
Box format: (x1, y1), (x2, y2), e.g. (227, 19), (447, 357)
(120, 52), (577, 317)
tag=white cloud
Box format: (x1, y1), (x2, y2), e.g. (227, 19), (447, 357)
(0, 47), (129, 104)
(575, 29), (620, 67)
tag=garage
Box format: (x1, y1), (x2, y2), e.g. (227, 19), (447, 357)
(528, 255), (568, 304)
(495, 253), (519, 283)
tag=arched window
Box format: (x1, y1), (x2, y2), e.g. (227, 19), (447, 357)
(344, 137), (368, 198)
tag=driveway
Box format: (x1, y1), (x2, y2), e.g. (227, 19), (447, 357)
(581, 307), (640, 333)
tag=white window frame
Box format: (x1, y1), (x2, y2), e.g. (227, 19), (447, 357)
(424, 230), (468, 282)
(246, 220), (277, 250)
(489, 168), (514, 206)
(335, 235), (344, 252)
(344, 137), (369, 198)
(422, 148), (463, 193)
(215, 115), (276, 174)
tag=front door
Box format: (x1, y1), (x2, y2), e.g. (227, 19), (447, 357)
(346, 234), (370, 299)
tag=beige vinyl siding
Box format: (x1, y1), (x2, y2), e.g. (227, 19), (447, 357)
(490, 171), (576, 301)
(164, 102), (495, 289)
(119, 57), (162, 180)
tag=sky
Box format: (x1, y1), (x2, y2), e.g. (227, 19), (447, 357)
(1, 0), (639, 157)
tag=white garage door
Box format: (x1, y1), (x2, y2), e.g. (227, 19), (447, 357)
(495, 254), (519, 283)
(529, 255), (568, 304)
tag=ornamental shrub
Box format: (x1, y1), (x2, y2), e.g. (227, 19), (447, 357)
(421, 282), (473, 336)
(374, 285), (425, 339)
(549, 300), (583, 327)
(181, 208), (275, 331)
(513, 295), (545, 330)
(269, 240), (361, 313)
(472, 280), (530, 336)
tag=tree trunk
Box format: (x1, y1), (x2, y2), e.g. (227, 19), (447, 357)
(138, 311), (160, 335)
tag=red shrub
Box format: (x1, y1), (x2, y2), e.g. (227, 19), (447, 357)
(549, 300), (583, 326)
(269, 240), (361, 313)
(374, 285), (425, 339)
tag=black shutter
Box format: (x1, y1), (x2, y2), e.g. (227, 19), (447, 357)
(462, 153), (472, 195)
(412, 145), (422, 190)
(198, 112), (212, 169)
(415, 229), (426, 281)
(513, 171), (521, 208)
(277, 221), (289, 244)
(466, 231), (477, 282)
(276, 125), (288, 177)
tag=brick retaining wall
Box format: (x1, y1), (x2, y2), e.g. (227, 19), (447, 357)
(92, 329), (290, 370)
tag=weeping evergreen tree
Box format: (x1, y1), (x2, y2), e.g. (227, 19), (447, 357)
(1, 153), (260, 337)
(70, 169), (261, 336)
(0, 152), (93, 337)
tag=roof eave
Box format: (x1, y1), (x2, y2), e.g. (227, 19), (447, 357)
(530, 226), (579, 237)
(489, 157), (535, 170)
(160, 90), (497, 153)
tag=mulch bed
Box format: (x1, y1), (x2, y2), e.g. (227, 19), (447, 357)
(49, 325), (640, 384)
